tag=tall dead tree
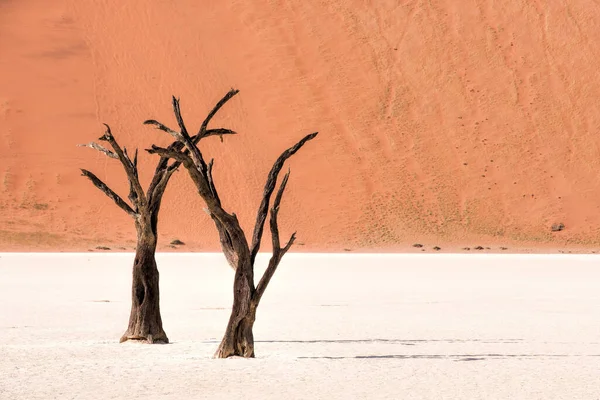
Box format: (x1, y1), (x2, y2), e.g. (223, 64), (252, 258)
(146, 89), (318, 357)
(79, 97), (236, 344)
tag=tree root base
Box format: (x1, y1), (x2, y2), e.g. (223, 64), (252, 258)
(213, 346), (255, 359)
(119, 333), (169, 344)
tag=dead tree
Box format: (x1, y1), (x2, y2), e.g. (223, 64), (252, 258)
(79, 98), (236, 344)
(146, 89), (318, 357)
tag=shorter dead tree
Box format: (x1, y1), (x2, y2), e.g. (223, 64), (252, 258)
(80, 99), (235, 343)
(146, 90), (317, 357)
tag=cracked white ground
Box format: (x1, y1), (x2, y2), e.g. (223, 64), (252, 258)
(1, 253), (599, 399)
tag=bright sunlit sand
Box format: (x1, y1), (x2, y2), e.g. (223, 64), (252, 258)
(1, 253), (599, 399)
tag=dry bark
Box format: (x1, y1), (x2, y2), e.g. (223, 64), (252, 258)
(146, 89), (317, 357)
(81, 107), (238, 343)
(80, 92), (238, 343)
(80, 124), (173, 343)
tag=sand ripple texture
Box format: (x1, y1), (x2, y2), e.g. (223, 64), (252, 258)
(2, 1), (600, 251)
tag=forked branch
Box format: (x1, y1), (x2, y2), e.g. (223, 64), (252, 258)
(255, 169), (295, 302)
(250, 132), (318, 264)
(97, 124), (146, 207)
(144, 90), (239, 182)
(168, 97), (210, 176)
(144, 125), (235, 204)
(199, 89), (239, 138)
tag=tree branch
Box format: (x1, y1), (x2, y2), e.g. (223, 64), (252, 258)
(205, 128), (237, 143)
(144, 89), (239, 200)
(172, 96), (190, 139)
(142, 120), (180, 137)
(145, 166), (178, 221)
(146, 145), (191, 165)
(122, 147), (137, 172)
(169, 97), (209, 177)
(144, 117), (233, 209)
(80, 169), (136, 218)
(77, 142), (118, 159)
(166, 159), (182, 173)
(205, 128), (236, 137)
(282, 233), (296, 254)
(254, 169), (295, 301)
(254, 231), (295, 303)
(269, 169), (290, 251)
(123, 148), (140, 209)
(143, 119), (183, 143)
(199, 89), (239, 137)
(206, 159), (221, 206)
(145, 120), (187, 206)
(250, 132), (318, 264)
(144, 91), (241, 251)
(98, 124), (146, 208)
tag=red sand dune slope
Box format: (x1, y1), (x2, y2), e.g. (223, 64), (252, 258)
(2, 0), (600, 252)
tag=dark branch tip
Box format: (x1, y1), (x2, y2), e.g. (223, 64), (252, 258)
(146, 144), (166, 154)
(100, 123), (113, 139)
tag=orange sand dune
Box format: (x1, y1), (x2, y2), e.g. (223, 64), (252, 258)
(2, 0), (600, 252)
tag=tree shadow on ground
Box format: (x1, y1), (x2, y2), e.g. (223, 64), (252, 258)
(255, 338), (525, 344)
(297, 354), (600, 361)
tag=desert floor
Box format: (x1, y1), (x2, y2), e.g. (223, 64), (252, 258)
(1, 253), (599, 399)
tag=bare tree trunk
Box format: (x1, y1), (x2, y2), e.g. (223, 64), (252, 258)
(81, 125), (176, 344)
(214, 307), (257, 358)
(120, 217), (168, 344)
(214, 260), (258, 358)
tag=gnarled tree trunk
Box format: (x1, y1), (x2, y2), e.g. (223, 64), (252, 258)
(214, 258), (257, 358)
(80, 124), (189, 344)
(215, 302), (257, 358)
(120, 217), (167, 343)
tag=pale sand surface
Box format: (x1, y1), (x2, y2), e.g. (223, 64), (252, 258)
(3, 1), (600, 251)
(1, 253), (599, 399)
